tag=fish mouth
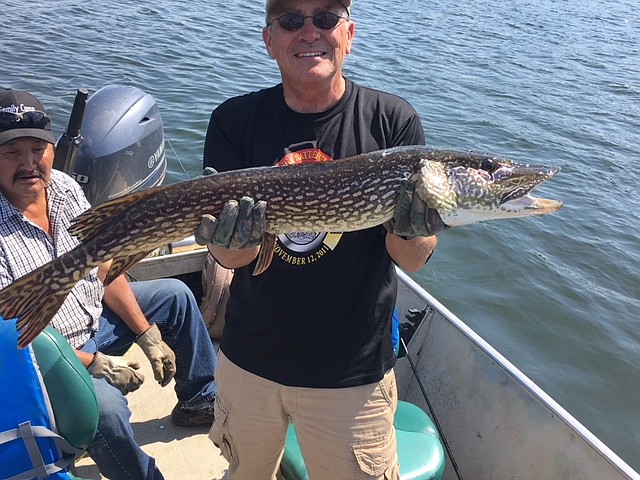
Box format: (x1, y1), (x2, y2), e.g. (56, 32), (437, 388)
(500, 165), (563, 214)
(503, 194), (564, 214)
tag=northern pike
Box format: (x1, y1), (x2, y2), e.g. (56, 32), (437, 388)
(0, 145), (562, 347)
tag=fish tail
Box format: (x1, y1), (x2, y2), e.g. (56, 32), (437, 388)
(0, 252), (92, 348)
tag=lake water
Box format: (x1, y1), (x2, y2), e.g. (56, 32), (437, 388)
(2, 0), (639, 471)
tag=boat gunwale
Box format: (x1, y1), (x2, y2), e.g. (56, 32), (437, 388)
(396, 268), (640, 480)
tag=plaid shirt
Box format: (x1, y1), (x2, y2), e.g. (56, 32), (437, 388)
(0, 170), (104, 347)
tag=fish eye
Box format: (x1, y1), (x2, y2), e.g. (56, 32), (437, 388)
(480, 158), (498, 173)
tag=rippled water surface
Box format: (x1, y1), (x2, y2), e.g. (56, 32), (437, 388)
(2, 0), (639, 470)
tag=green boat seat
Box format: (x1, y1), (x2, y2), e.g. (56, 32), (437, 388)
(280, 400), (445, 480)
(32, 327), (99, 451)
(393, 400), (439, 437)
(35, 327), (99, 480)
(281, 423), (306, 480)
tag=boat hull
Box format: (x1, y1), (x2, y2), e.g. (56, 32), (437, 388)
(395, 270), (638, 480)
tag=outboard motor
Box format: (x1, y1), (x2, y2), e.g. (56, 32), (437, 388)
(55, 85), (166, 205)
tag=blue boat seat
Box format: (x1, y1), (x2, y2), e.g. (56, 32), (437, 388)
(280, 400), (446, 480)
(0, 321), (99, 480)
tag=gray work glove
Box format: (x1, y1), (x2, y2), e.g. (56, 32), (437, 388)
(386, 178), (450, 239)
(195, 196), (267, 249)
(136, 324), (176, 387)
(87, 352), (145, 395)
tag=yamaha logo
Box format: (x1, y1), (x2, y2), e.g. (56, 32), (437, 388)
(148, 141), (165, 169)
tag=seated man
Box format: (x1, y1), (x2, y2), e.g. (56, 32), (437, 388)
(0, 88), (218, 480)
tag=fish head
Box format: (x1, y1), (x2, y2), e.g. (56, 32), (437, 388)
(414, 151), (563, 227)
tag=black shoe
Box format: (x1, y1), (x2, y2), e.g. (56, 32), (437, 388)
(171, 402), (214, 427)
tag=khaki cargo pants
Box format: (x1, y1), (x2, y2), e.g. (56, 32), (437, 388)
(210, 351), (400, 480)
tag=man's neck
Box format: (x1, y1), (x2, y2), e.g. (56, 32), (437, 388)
(282, 76), (347, 113)
(20, 191), (52, 237)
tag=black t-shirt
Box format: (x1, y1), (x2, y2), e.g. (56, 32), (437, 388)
(204, 79), (425, 388)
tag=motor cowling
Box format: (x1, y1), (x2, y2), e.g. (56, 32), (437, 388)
(66, 85), (166, 205)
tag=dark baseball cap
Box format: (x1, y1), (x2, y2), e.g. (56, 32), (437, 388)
(266, 0), (351, 21)
(0, 88), (56, 147)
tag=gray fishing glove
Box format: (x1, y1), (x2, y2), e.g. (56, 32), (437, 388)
(87, 352), (145, 395)
(387, 178), (450, 239)
(195, 196), (267, 249)
(136, 324), (176, 387)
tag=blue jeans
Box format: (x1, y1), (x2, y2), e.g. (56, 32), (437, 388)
(80, 279), (218, 480)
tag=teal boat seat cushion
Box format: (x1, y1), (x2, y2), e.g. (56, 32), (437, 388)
(282, 423), (307, 480)
(32, 327), (99, 450)
(394, 400), (439, 438)
(281, 400), (445, 480)
(396, 429), (445, 480)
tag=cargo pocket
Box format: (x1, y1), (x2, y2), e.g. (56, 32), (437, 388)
(352, 433), (396, 478)
(379, 370), (397, 409)
(209, 398), (238, 468)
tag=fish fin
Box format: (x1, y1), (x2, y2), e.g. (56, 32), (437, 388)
(0, 253), (89, 348)
(104, 250), (156, 285)
(252, 233), (277, 276)
(69, 187), (165, 241)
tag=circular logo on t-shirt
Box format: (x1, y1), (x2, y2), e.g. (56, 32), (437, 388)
(273, 144), (344, 267)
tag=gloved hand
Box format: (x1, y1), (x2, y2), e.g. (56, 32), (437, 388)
(387, 178), (449, 239)
(195, 197), (267, 249)
(87, 352), (145, 395)
(136, 324), (176, 387)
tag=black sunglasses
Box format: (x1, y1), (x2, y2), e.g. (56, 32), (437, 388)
(268, 12), (347, 32)
(0, 110), (51, 130)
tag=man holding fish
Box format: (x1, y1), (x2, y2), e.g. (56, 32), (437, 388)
(198, 0), (440, 478)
